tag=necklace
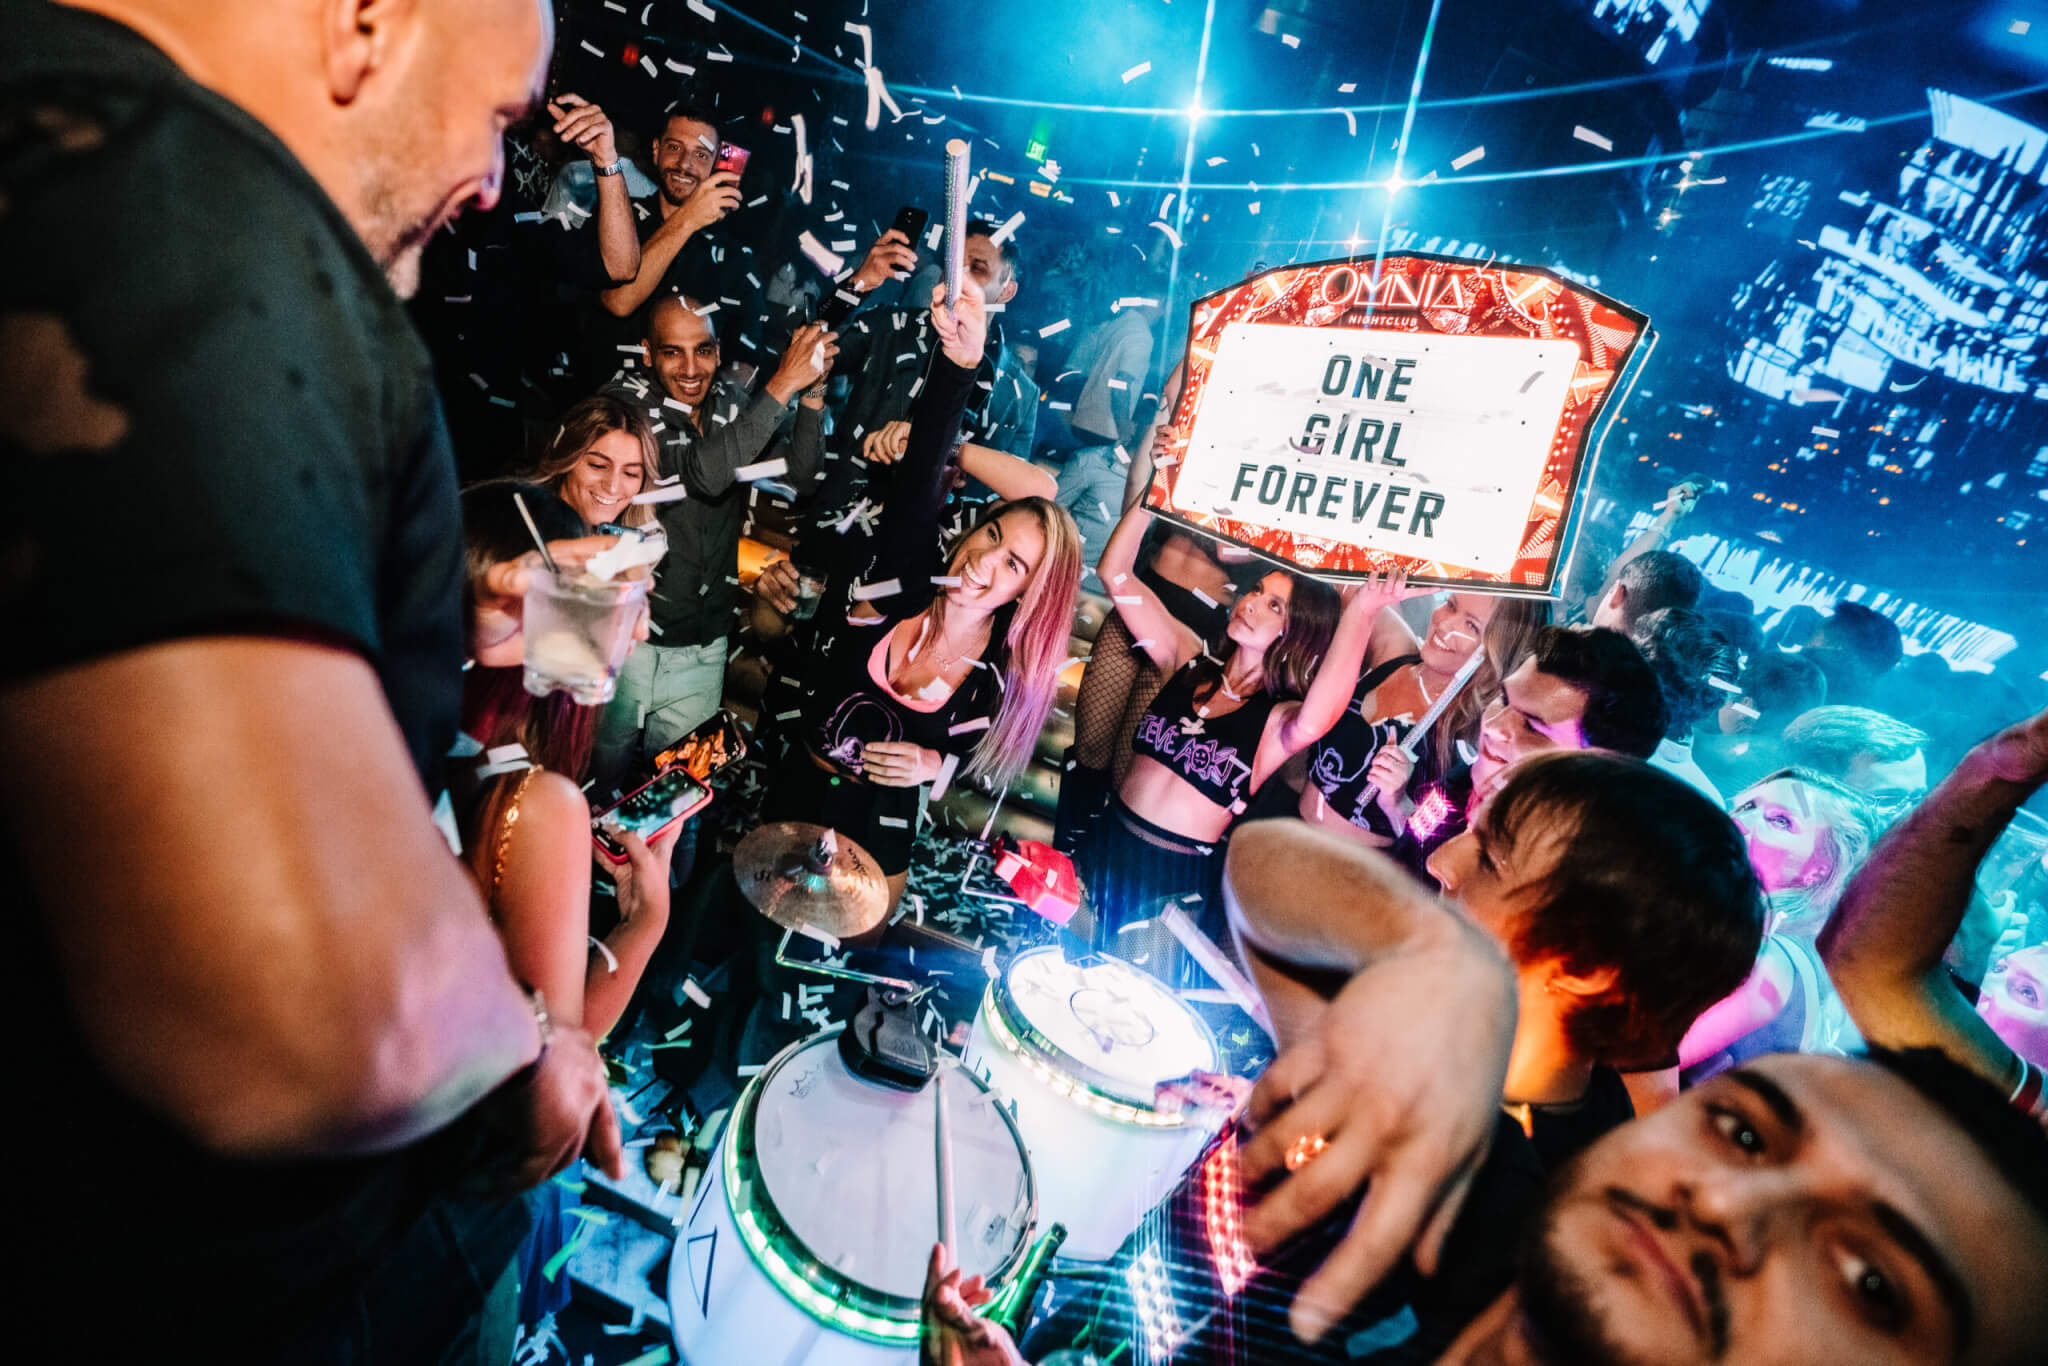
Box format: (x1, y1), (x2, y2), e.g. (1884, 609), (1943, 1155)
(1196, 668), (1261, 720)
(909, 616), (976, 673)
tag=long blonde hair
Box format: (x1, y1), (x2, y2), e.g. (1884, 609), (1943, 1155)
(1738, 766), (1878, 937)
(938, 497), (1083, 785)
(528, 395), (664, 528)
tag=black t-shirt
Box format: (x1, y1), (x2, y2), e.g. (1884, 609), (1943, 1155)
(1523, 1064), (1637, 1172)
(1, 4), (491, 1356)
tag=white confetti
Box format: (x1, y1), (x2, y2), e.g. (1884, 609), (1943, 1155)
(1121, 61), (1152, 83)
(877, 815), (910, 828)
(931, 575), (963, 586)
(1572, 125), (1614, 152)
(1038, 318), (1072, 337)
(1338, 82), (1357, 93)
(686, 0), (715, 18)
(796, 923), (841, 950)
(1148, 220), (1185, 249)
(1281, 33), (1301, 47)
(682, 977), (711, 1008)
(579, 39), (604, 57)
(1340, 109), (1357, 136)
(930, 752), (960, 799)
(735, 458), (789, 481)
(797, 229), (844, 276)
(948, 716), (992, 735)
(851, 577), (903, 600)
(1248, 201), (1260, 214)
(1452, 145), (1485, 170)
(630, 485), (688, 505)
(988, 210), (1026, 246)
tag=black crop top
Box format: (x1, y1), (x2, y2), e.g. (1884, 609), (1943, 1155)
(1303, 654), (1435, 837)
(778, 352), (1002, 778)
(1128, 660), (1279, 812)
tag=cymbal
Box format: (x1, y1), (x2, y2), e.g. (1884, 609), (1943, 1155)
(733, 822), (890, 939)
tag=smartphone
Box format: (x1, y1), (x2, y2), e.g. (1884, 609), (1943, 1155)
(889, 204), (929, 246)
(819, 205), (930, 327)
(592, 767), (712, 863)
(651, 709), (749, 783)
(714, 142), (751, 179)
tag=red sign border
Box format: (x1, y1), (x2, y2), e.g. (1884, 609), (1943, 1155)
(1145, 252), (1654, 598)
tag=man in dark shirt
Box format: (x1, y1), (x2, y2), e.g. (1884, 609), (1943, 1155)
(1, 1), (618, 1358)
(412, 90), (641, 482)
(590, 295), (833, 788)
(950, 819), (2048, 1366)
(594, 103), (772, 374)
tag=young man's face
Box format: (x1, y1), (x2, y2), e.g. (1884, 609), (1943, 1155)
(961, 234), (1018, 304)
(1425, 796), (1571, 951)
(1470, 657), (1593, 799)
(1516, 1053), (2048, 1366)
(644, 301), (720, 410)
(654, 116), (717, 208)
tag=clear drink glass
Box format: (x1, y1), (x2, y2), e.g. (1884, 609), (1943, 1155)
(521, 571), (649, 705)
(787, 571), (829, 622)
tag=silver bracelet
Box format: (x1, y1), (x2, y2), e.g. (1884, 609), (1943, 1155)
(593, 158), (622, 178)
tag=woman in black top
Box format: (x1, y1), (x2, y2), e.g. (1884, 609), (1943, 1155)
(764, 278), (1082, 905)
(1076, 442), (1405, 942)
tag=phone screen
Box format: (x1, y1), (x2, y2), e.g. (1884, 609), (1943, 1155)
(715, 143), (751, 178)
(593, 768), (710, 856)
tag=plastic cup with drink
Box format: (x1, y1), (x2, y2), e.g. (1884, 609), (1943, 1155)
(522, 568), (649, 705)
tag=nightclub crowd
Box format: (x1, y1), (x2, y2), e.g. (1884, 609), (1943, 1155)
(4, 2), (2046, 1365)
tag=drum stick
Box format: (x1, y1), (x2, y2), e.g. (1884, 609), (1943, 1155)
(942, 139), (972, 311)
(1356, 645), (1487, 811)
(934, 1068), (958, 1254)
(1159, 905), (1274, 1040)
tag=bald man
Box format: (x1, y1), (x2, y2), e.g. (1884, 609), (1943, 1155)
(2, 2), (623, 1359)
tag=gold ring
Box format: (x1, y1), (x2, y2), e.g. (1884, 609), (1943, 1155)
(1283, 1133), (1328, 1172)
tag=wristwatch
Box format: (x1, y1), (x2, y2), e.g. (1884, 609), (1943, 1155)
(593, 158), (622, 178)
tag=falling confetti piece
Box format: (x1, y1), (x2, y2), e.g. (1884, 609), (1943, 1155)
(1121, 61), (1152, 83)
(1338, 82), (1357, 93)
(1452, 146), (1485, 170)
(797, 229), (843, 276)
(1572, 125), (1613, 151)
(1281, 33), (1300, 47)
(1149, 219), (1185, 249)
(1038, 318), (1072, 337)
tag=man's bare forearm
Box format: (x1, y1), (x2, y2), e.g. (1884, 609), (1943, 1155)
(3, 638), (542, 1158)
(1225, 820), (1462, 974)
(1820, 737), (2037, 1083)
(601, 211), (693, 317)
(593, 172), (640, 284)
(958, 442), (1056, 502)
(1822, 748), (2032, 984)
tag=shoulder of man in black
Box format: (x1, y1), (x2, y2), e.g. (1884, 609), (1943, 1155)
(0, 5), (463, 783)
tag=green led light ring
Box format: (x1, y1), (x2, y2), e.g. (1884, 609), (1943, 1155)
(980, 981), (1218, 1127)
(721, 1030), (1038, 1345)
